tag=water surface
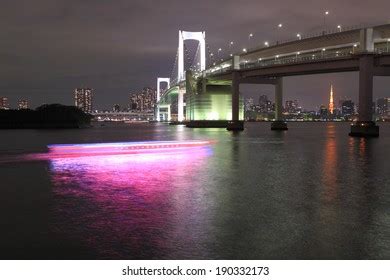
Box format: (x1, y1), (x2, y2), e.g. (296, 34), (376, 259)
(0, 122), (389, 259)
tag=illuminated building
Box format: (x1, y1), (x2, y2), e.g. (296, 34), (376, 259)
(258, 94), (273, 113)
(377, 97), (389, 117)
(113, 104), (120, 112)
(244, 97), (254, 111)
(0, 97), (9, 110)
(18, 99), (29, 110)
(74, 88), (93, 113)
(329, 84), (335, 114)
(319, 105), (329, 120)
(129, 87), (157, 112)
(285, 100), (299, 113)
(341, 100), (355, 118)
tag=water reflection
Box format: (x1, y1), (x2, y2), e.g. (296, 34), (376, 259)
(48, 144), (212, 259)
(322, 124), (338, 201)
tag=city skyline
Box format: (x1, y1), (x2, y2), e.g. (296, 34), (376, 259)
(1, 0), (390, 109)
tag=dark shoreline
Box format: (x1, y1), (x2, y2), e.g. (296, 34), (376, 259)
(0, 104), (92, 129)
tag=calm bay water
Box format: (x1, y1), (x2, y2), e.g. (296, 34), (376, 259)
(0, 122), (389, 259)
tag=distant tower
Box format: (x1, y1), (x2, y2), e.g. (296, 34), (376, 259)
(329, 84), (335, 114)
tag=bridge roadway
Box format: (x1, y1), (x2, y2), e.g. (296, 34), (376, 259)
(159, 24), (390, 136)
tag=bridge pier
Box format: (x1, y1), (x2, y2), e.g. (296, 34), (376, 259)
(156, 106), (160, 121)
(349, 54), (379, 137)
(157, 104), (171, 122)
(227, 71), (244, 131)
(271, 77), (288, 130)
(178, 88), (184, 122)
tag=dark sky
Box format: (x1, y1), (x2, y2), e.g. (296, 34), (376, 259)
(1, 0), (390, 110)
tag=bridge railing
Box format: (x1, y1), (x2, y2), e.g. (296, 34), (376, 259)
(213, 22), (390, 67)
(203, 41), (390, 78)
(240, 49), (355, 69)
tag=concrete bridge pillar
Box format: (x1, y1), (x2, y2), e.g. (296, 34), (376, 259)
(359, 28), (374, 53)
(167, 105), (171, 122)
(271, 77), (288, 130)
(178, 88), (184, 122)
(156, 105), (160, 121)
(227, 71), (244, 131)
(350, 54), (379, 137)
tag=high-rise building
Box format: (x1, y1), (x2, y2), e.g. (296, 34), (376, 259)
(74, 88), (93, 113)
(341, 100), (355, 117)
(319, 105), (329, 120)
(329, 84), (335, 114)
(377, 97), (389, 116)
(129, 87), (157, 112)
(0, 97), (9, 110)
(258, 94), (272, 113)
(245, 97), (254, 111)
(113, 104), (120, 112)
(18, 99), (28, 110)
(285, 100), (299, 113)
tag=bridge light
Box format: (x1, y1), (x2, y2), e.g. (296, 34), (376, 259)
(243, 48), (247, 53)
(264, 41), (269, 47)
(387, 38), (390, 42)
(322, 48), (326, 51)
(230, 41), (234, 45)
(230, 53), (233, 57)
(276, 55), (279, 58)
(297, 52), (300, 55)
(297, 33), (301, 40)
(337, 25), (342, 32)
(278, 23), (283, 28)
(323, 11), (329, 33)
(353, 44), (357, 47)
(249, 33), (254, 38)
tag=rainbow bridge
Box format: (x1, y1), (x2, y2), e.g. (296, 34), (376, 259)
(156, 24), (390, 136)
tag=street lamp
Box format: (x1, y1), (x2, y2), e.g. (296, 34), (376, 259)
(323, 11), (329, 33)
(243, 48), (247, 53)
(229, 41), (234, 51)
(322, 48), (326, 58)
(297, 33), (301, 40)
(387, 38), (390, 52)
(277, 23), (283, 43)
(264, 41), (269, 47)
(353, 44), (357, 54)
(249, 33), (254, 48)
(337, 25), (342, 32)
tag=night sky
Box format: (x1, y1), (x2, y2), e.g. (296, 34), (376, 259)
(1, 0), (390, 110)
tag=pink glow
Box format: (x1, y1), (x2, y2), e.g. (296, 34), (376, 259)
(47, 142), (212, 258)
(46, 140), (213, 159)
